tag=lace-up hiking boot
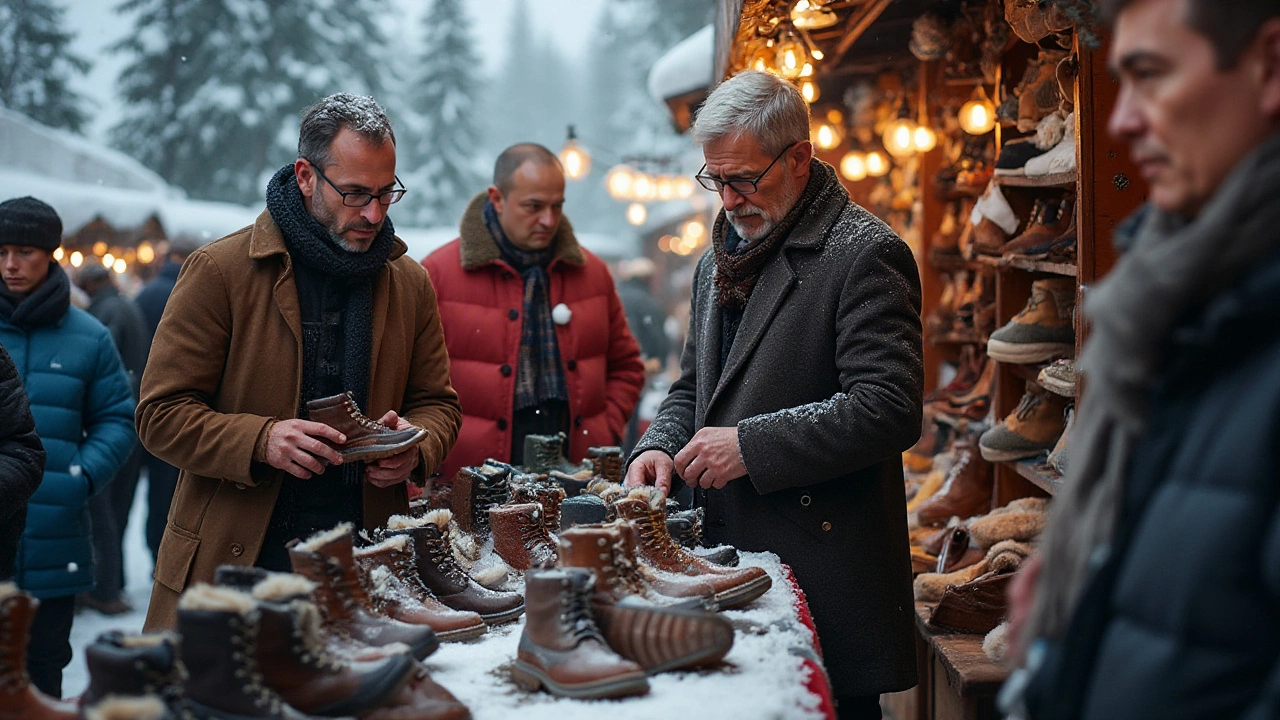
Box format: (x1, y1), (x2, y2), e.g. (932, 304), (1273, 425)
(509, 479), (565, 534)
(1002, 197), (1074, 256)
(987, 278), (1076, 364)
(488, 503), (558, 571)
(81, 631), (190, 719)
(287, 525), (439, 661)
(512, 569), (648, 699)
(665, 507), (703, 548)
(980, 383), (1070, 462)
(176, 585), (334, 720)
(559, 494), (608, 530)
(523, 433), (589, 476)
(383, 512), (524, 625)
(585, 446), (623, 482)
(592, 596), (734, 675)
(0, 582), (77, 719)
(354, 537), (487, 642)
(611, 490), (771, 610)
(556, 523), (713, 608)
(448, 464), (511, 534)
(305, 392), (428, 463)
(247, 577), (417, 717)
(915, 436), (994, 527)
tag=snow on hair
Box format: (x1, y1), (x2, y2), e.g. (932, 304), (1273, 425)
(692, 70), (810, 157)
(298, 93), (395, 169)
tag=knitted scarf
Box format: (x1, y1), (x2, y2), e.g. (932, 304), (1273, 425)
(483, 200), (568, 410)
(265, 164), (394, 483)
(711, 159), (832, 309)
(1024, 131), (1280, 647)
(0, 261), (71, 329)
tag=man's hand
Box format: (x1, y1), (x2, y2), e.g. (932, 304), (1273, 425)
(624, 449), (675, 496)
(673, 426), (746, 490)
(264, 419), (345, 479)
(364, 410), (421, 488)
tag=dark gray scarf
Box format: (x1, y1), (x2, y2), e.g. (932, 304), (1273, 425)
(0, 261), (70, 329)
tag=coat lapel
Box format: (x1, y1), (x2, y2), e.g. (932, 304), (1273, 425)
(708, 250), (796, 414)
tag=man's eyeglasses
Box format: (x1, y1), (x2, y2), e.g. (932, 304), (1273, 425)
(694, 143), (796, 196)
(311, 163), (407, 207)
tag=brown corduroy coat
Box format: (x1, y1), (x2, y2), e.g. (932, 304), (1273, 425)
(137, 209), (462, 630)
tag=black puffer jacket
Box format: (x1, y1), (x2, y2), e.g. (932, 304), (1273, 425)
(0, 342), (45, 581)
(1045, 245), (1280, 719)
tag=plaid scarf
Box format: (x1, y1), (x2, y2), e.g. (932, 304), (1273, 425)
(483, 201), (568, 410)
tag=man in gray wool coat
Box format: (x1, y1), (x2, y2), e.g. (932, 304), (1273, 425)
(626, 70), (924, 720)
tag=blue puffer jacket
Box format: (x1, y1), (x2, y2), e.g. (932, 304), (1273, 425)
(0, 264), (136, 598)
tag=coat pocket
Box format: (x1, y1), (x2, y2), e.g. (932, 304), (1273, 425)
(154, 522), (201, 594)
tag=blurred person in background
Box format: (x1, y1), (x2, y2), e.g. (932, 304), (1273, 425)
(615, 256), (671, 453)
(0, 196), (136, 698)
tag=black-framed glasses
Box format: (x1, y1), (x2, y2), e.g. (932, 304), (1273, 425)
(695, 142), (796, 196)
(311, 163), (407, 207)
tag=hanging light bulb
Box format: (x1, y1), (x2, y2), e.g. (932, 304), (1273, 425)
(137, 242), (154, 264)
(631, 172), (655, 202)
(959, 86), (997, 135)
(558, 126), (591, 180)
(773, 26), (809, 79)
(865, 150), (890, 177)
(913, 124), (938, 153)
(791, 0), (839, 30)
(749, 42), (774, 74)
(812, 119), (844, 151)
(53, 247), (64, 261)
(882, 94), (918, 158)
(799, 78), (819, 104)
(839, 151), (868, 181)
(799, 61), (814, 77)
(626, 203), (647, 226)
(605, 165), (636, 200)
(102, 253), (115, 268)
(674, 176), (696, 199)
(113, 258), (127, 274)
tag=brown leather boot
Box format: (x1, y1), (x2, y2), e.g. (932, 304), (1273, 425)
(362, 663), (472, 720)
(0, 583), (77, 719)
(305, 392), (428, 463)
(557, 523), (715, 606)
(176, 585), (330, 719)
(383, 512), (525, 625)
(979, 382), (1070, 462)
(512, 569), (648, 699)
(915, 437), (994, 527)
(488, 503), (558, 571)
(80, 631), (189, 719)
(287, 525), (439, 660)
(510, 479), (565, 534)
(592, 597), (734, 675)
(354, 537), (487, 642)
(927, 571), (1015, 634)
(448, 464), (511, 534)
(586, 446), (624, 482)
(611, 492), (772, 610)
(935, 527), (985, 574)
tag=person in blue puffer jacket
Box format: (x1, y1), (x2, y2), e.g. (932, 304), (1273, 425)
(0, 196), (135, 699)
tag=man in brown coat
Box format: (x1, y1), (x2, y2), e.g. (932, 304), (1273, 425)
(626, 71), (923, 719)
(137, 94), (462, 630)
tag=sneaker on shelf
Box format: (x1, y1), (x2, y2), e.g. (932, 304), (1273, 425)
(993, 138), (1050, 178)
(1001, 197), (1074, 256)
(1025, 113), (1077, 177)
(987, 278), (1076, 364)
(978, 382), (1070, 462)
(971, 181), (1021, 255)
(1037, 358), (1078, 397)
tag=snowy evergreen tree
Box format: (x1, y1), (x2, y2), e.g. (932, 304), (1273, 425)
(399, 0), (485, 227)
(0, 0), (90, 132)
(484, 0), (578, 153)
(110, 0), (391, 204)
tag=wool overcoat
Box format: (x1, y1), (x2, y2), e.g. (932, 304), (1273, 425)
(633, 172), (924, 696)
(138, 209), (462, 630)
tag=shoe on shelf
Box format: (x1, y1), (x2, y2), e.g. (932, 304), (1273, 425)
(992, 138), (1049, 177)
(978, 382), (1070, 462)
(1016, 49), (1069, 133)
(1037, 358), (1078, 397)
(970, 181), (1021, 255)
(1025, 113), (1077, 177)
(987, 278), (1076, 364)
(1047, 407), (1074, 475)
(915, 435), (994, 527)
(1005, 0), (1073, 44)
(1001, 196), (1074, 256)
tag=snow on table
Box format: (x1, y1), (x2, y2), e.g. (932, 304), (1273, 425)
(426, 551), (827, 720)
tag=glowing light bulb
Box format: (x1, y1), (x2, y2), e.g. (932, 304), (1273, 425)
(800, 79), (819, 104)
(70, 251), (83, 267)
(839, 151), (868, 181)
(605, 165), (636, 201)
(113, 258), (127, 274)
(913, 125), (938, 153)
(865, 151), (890, 177)
(626, 203), (647, 226)
(959, 89), (997, 135)
(883, 118), (917, 158)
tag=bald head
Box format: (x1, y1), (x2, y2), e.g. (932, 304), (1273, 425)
(493, 144), (562, 193)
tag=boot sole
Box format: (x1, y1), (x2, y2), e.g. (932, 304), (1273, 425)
(977, 442), (1051, 463)
(479, 602), (526, 625)
(986, 340), (1074, 365)
(713, 573), (773, 610)
(1039, 375), (1076, 397)
(340, 429), (429, 462)
(510, 660), (649, 699)
(435, 621), (489, 642)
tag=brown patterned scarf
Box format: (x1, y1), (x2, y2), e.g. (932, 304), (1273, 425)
(711, 159), (832, 309)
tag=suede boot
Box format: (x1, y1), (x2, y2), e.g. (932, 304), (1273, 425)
(488, 503), (558, 571)
(509, 479), (565, 535)
(305, 392), (427, 463)
(0, 583), (77, 720)
(987, 278), (1076, 364)
(979, 382), (1070, 462)
(354, 537), (487, 642)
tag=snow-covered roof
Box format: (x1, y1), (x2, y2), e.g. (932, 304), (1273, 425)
(648, 24), (715, 105)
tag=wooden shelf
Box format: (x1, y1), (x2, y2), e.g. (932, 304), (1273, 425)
(1005, 459), (1061, 494)
(996, 171), (1078, 188)
(914, 604), (1009, 696)
(927, 330), (989, 346)
(971, 253), (1077, 276)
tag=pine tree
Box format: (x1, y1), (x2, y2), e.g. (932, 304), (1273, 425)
(400, 0), (485, 227)
(0, 0), (90, 132)
(110, 0), (390, 204)
(485, 0), (577, 153)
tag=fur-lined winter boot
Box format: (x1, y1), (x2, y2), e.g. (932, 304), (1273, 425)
(287, 524), (439, 660)
(509, 478), (566, 535)
(557, 522), (714, 606)
(355, 537), (487, 642)
(449, 465), (511, 534)
(80, 631), (188, 719)
(488, 503), (558, 571)
(0, 582), (77, 719)
(383, 513), (524, 625)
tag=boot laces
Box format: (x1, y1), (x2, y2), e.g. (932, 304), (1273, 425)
(343, 393), (388, 431)
(635, 507), (685, 560)
(1013, 390), (1045, 422)
(609, 535), (649, 594)
(229, 614), (282, 713)
(427, 535), (469, 584)
(560, 581), (604, 645)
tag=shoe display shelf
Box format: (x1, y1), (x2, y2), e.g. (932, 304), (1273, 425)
(995, 170), (1078, 189)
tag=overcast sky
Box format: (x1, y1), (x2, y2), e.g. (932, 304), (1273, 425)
(62, 0), (605, 143)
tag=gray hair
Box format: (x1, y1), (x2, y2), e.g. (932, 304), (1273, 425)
(691, 71), (810, 156)
(297, 93), (396, 170)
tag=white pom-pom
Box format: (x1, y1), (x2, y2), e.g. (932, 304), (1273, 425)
(69, 465), (82, 477)
(552, 303), (572, 325)
(67, 562), (79, 573)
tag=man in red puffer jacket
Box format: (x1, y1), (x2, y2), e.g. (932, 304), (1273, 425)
(423, 144), (643, 482)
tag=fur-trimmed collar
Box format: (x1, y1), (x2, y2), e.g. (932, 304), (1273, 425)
(457, 192), (585, 270)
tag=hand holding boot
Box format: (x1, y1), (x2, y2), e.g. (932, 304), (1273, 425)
(264, 419), (346, 479)
(624, 450), (675, 496)
(364, 410), (421, 488)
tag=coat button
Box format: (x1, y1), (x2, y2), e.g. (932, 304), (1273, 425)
(497, 418), (507, 431)
(500, 364), (512, 377)
(230, 543), (244, 557)
(235, 483), (247, 490)
(800, 493), (812, 507)
(574, 415), (583, 427)
(821, 522), (832, 532)
(567, 359), (577, 371)
(509, 309), (519, 321)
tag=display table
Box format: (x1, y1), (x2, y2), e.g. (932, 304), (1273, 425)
(882, 604), (1008, 720)
(425, 552), (835, 720)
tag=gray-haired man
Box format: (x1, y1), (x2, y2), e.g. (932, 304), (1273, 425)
(625, 70), (924, 718)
